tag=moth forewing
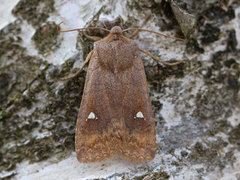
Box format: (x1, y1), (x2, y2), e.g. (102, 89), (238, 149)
(75, 26), (156, 162)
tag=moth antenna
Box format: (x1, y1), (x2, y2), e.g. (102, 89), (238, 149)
(57, 22), (110, 33)
(123, 28), (187, 42)
(130, 14), (152, 39)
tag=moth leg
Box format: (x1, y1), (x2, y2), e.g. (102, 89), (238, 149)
(60, 50), (94, 81)
(130, 14), (152, 39)
(139, 48), (183, 66)
(81, 31), (102, 41)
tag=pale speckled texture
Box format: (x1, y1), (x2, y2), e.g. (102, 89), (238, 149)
(0, 0), (19, 29)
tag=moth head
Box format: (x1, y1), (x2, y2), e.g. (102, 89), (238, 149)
(110, 26), (123, 35)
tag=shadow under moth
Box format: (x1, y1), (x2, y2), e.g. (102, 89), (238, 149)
(57, 21), (185, 163)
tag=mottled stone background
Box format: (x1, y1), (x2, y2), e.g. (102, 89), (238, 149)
(0, 0), (239, 179)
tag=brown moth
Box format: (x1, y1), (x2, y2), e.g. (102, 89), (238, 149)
(57, 22), (185, 163)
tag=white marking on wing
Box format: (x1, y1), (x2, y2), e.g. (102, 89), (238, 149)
(136, 111), (144, 118)
(88, 112), (96, 119)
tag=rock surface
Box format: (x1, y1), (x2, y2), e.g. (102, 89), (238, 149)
(0, 0), (239, 179)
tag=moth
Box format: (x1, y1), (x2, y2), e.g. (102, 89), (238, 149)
(57, 21), (185, 163)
